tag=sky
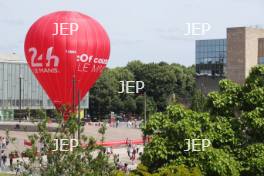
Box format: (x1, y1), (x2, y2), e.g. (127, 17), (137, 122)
(0, 0), (263, 67)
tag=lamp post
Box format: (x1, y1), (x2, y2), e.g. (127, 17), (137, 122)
(73, 76), (81, 141)
(77, 90), (81, 141)
(72, 76), (76, 112)
(144, 91), (147, 127)
(19, 75), (22, 110)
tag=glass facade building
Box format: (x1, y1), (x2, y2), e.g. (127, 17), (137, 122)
(195, 39), (227, 76)
(0, 55), (89, 120)
(196, 27), (264, 94)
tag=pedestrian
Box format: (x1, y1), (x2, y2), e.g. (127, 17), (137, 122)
(6, 137), (9, 146)
(106, 147), (111, 156)
(123, 163), (128, 173)
(15, 160), (21, 175)
(136, 144), (140, 153)
(118, 162), (123, 170)
(129, 145), (133, 160)
(131, 153), (136, 165)
(9, 154), (13, 170)
(110, 146), (113, 154)
(132, 145), (136, 159)
(0, 137), (2, 150)
(134, 119), (137, 128)
(127, 120), (132, 128)
(113, 154), (120, 166)
(116, 119), (120, 128)
(127, 144), (131, 158)
(103, 147), (106, 154)
(2, 152), (6, 168)
(2, 138), (6, 149)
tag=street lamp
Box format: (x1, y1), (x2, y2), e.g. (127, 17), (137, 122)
(144, 91), (147, 127)
(72, 76), (81, 141)
(77, 90), (81, 141)
(19, 74), (22, 110)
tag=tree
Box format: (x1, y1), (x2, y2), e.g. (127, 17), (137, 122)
(89, 68), (118, 119)
(9, 109), (116, 176)
(128, 164), (202, 176)
(191, 90), (207, 112)
(141, 65), (264, 176)
(89, 67), (136, 118)
(124, 96), (137, 113)
(89, 61), (195, 119)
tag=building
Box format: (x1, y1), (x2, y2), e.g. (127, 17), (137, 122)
(0, 54), (89, 120)
(196, 26), (264, 93)
(196, 39), (226, 76)
(259, 38), (264, 64)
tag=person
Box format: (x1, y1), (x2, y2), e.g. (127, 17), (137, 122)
(6, 137), (9, 146)
(9, 154), (13, 170)
(134, 119), (137, 128)
(123, 163), (128, 173)
(113, 154), (120, 166)
(129, 145), (133, 160)
(2, 138), (6, 149)
(15, 123), (20, 129)
(15, 160), (21, 175)
(131, 153), (136, 165)
(116, 119), (120, 128)
(127, 144), (131, 158)
(0, 137), (2, 151)
(136, 144), (140, 153)
(117, 161), (123, 170)
(106, 147), (112, 156)
(127, 120), (132, 128)
(131, 145), (137, 163)
(2, 152), (6, 168)
(139, 152), (143, 157)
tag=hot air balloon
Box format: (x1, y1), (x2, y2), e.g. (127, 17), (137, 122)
(24, 11), (110, 120)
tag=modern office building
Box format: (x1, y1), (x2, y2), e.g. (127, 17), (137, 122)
(196, 26), (264, 93)
(195, 39), (226, 76)
(0, 54), (89, 120)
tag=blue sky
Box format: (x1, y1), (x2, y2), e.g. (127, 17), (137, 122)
(0, 0), (263, 67)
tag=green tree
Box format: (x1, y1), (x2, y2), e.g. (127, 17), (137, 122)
(128, 164), (202, 176)
(89, 68), (118, 119)
(141, 65), (264, 176)
(191, 90), (207, 112)
(12, 110), (116, 176)
(90, 61), (195, 118)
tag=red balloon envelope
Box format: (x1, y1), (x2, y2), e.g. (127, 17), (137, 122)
(24, 11), (110, 120)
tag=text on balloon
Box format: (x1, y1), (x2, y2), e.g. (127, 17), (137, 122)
(52, 23), (79, 35)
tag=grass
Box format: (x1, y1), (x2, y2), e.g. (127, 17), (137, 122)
(0, 173), (15, 176)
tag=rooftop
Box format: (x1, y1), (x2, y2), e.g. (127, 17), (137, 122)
(0, 53), (26, 63)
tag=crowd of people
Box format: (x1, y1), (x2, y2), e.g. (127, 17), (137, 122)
(126, 119), (140, 128)
(103, 141), (142, 174)
(0, 136), (24, 175)
(85, 119), (142, 129)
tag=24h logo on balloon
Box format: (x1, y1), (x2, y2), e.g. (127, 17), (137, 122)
(24, 11), (110, 120)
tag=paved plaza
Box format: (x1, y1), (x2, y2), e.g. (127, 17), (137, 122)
(0, 121), (143, 174)
(0, 121), (142, 152)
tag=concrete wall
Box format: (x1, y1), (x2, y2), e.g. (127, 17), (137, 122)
(226, 27), (246, 84)
(245, 28), (264, 79)
(227, 27), (264, 84)
(196, 75), (224, 95)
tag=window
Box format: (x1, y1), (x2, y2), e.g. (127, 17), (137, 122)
(259, 57), (264, 64)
